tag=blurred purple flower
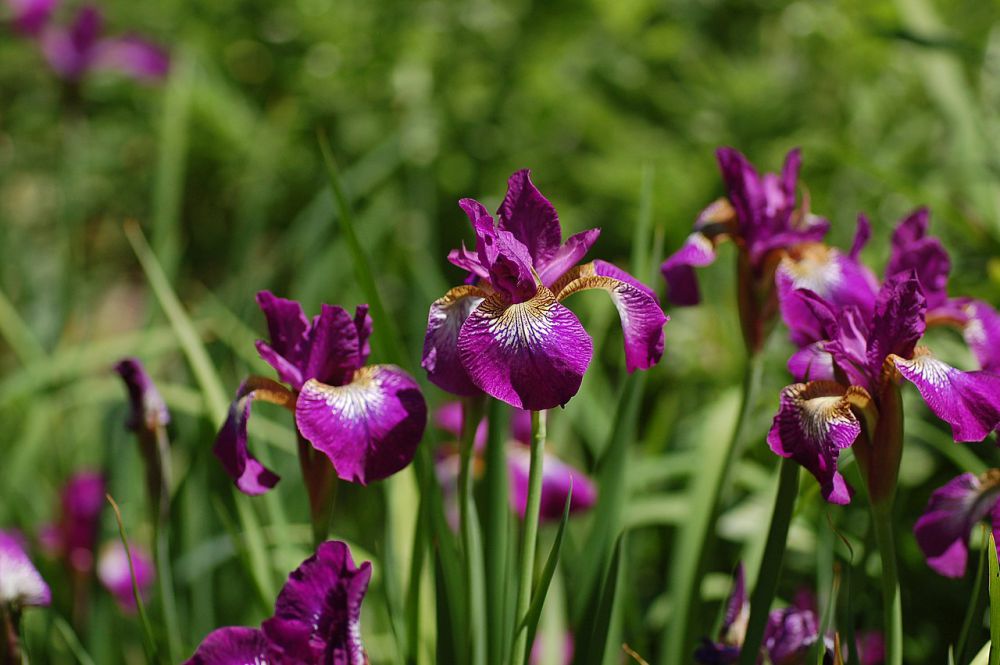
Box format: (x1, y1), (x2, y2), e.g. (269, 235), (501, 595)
(43, 471), (106, 574)
(423, 169), (667, 410)
(530, 632), (574, 665)
(114, 357), (170, 432)
(6, 0), (56, 35)
(913, 470), (1000, 578)
(38, 5), (169, 82)
(97, 542), (155, 612)
(185, 540), (371, 664)
(0, 529), (51, 607)
(213, 293), (427, 493)
(433, 402), (597, 525)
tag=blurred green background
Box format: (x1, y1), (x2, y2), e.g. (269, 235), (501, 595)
(2, 0), (1000, 662)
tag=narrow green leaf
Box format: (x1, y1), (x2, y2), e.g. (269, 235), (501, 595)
(0, 286), (45, 365)
(52, 615), (97, 665)
(988, 532), (1000, 665)
(958, 527), (990, 665)
(575, 534), (626, 665)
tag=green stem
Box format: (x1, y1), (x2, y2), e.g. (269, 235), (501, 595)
(660, 352), (764, 665)
(485, 399), (512, 665)
(297, 434), (338, 547)
(151, 427), (182, 663)
(459, 397), (487, 665)
(871, 503), (903, 665)
(737, 458), (800, 665)
(1, 606), (22, 665)
(511, 410), (546, 665)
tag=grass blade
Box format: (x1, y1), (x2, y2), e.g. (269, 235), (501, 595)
(989, 532), (1000, 665)
(958, 527), (990, 665)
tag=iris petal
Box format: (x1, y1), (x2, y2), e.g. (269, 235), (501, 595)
(295, 365), (428, 484)
(497, 169), (564, 267)
(0, 530), (51, 607)
(554, 260), (667, 372)
(963, 300), (1000, 373)
(767, 381), (864, 505)
(660, 232), (718, 306)
(183, 626), (277, 665)
(506, 446), (598, 521)
(913, 472), (989, 578)
(212, 378), (293, 496)
(457, 287), (593, 410)
(422, 285), (489, 396)
(536, 228), (601, 287)
(892, 349), (1000, 442)
(92, 36), (170, 81)
(885, 207), (951, 310)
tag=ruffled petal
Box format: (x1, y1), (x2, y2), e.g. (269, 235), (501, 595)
(212, 378), (293, 496)
(763, 606), (820, 664)
(536, 228), (601, 287)
(92, 36), (170, 81)
(295, 365), (428, 484)
(885, 207), (951, 309)
(422, 285), (489, 396)
(497, 169), (563, 267)
(912, 472), (989, 578)
(462, 197), (537, 302)
(660, 232), (718, 306)
(787, 342), (835, 382)
(506, 446), (598, 521)
(303, 304), (363, 387)
(97, 542), (155, 612)
(183, 627), (277, 665)
(963, 300), (1000, 373)
(866, 273), (926, 377)
(353, 305), (373, 366)
(767, 381), (863, 505)
(554, 260), (667, 372)
(457, 287), (593, 410)
(256, 290), (310, 363)
(0, 530), (51, 607)
(114, 357), (170, 432)
(262, 540), (371, 664)
(892, 349), (1000, 442)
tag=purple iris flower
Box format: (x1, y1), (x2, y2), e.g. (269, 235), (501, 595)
(97, 542), (155, 612)
(114, 357), (170, 433)
(184, 540), (371, 664)
(695, 565), (832, 665)
(5, 0), (56, 35)
(433, 402), (598, 525)
(661, 148), (828, 351)
(422, 170), (667, 410)
(0, 530), (51, 608)
(40, 471), (106, 574)
(37, 5), (169, 82)
(913, 470), (1000, 578)
(214, 293), (427, 493)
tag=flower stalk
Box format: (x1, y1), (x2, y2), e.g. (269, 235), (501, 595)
(511, 410), (547, 665)
(1, 606), (22, 665)
(871, 503), (902, 665)
(459, 396), (487, 665)
(297, 434), (338, 547)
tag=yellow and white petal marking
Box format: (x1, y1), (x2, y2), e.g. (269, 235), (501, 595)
(779, 244), (843, 295)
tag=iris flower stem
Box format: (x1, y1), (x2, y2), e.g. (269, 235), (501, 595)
(1, 607), (22, 665)
(511, 410), (546, 665)
(151, 427), (182, 664)
(661, 351), (764, 665)
(459, 397), (487, 665)
(871, 502), (903, 665)
(297, 434), (338, 547)
(736, 457), (800, 665)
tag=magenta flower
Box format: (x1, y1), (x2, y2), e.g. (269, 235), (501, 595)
(661, 148), (827, 351)
(433, 402), (597, 524)
(42, 471), (106, 574)
(114, 357), (170, 433)
(422, 170), (667, 410)
(0, 530), (51, 608)
(184, 540), (371, 664)
(97, 542), (155, 612)
(5, 0), (56, 35)
(214, 293), (427, 493)
(913, 470), (1000, 578)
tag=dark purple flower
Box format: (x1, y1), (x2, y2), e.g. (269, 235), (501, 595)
(913, 470), (1000, 578)
(114, 357), (170, 433)
(45, 471), (106, 574)
(0, 529), (51, 607)
(960, 300), (1000, 374)
(661, 148), (828, 351)
(97, 542), (155, 612)
(185, 540), (370, 664)
(764, 605), (820, 665)
(856, 631), (885, 665)
(694, 564), (747, 664)
(423, 170), (667, 410)
(771, 265), (1000, 504)
(39, 5), (168, 82)
(6, 0), (56, 35)
(213, 295), (427, 492)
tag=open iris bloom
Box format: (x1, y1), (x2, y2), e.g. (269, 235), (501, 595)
(39, 471), (106, 575)
(422, 169), (667, 410)
(0, 530), (50, 663)
(914, 470), (1000, 578)
(771, 210), (1000, 505)
(185, 540), (370, 664)
(661, 148), (828, 352)
(433, 402), (597, 527)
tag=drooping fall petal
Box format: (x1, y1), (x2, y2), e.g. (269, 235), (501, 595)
(421, 285), (488, 396)
(0, 530), (50, 607)
(183, 627), (278, 665)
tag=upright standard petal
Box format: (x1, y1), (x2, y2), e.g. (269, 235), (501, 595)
(92, 36), (169, 81)
(262, 541), (371, 664)
(865, 273), (926, 378)
(295, 365), (427, 484)
(554, 260), (667, 372)
(301, 304), (364, 388)
(0, 530), (51, 607)
(506, 446), (598, 521)
(913, 471), (1000, 577)
(660, 232), (718, 306)
(963, 300), (1000, 373)
(892, 349), (1000, 442)
(422, 285), (488, 396)
(767, 382), (863, 505)
(497, 169), (563, 267)
(885, 208), (951, 309)
(114, 357), (170, 432)
(256, 291), (311, 388)
(97, 542), (155, 611)
(457, 287), (593, 410)
(536, 228), (601, 287)
(183, 627), (277, 665)
(213, 378), (294, 495)
(787, 342), (835, 382)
